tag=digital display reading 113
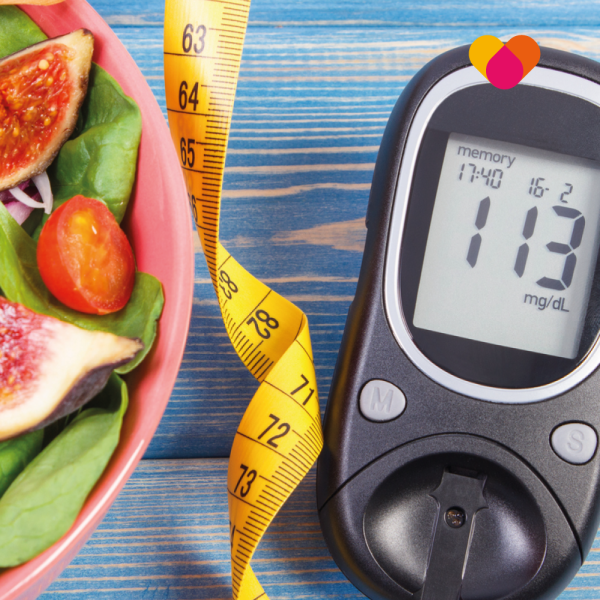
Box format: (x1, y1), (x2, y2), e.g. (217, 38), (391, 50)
(413, 132), (600, 359)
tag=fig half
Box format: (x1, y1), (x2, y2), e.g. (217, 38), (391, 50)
(0, 29), (94, 191)
(0, 297), (142, 441)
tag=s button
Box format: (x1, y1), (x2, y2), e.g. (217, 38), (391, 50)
(551, 422), (597, 465)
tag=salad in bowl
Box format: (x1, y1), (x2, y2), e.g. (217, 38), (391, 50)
(0, 2), (193, 597)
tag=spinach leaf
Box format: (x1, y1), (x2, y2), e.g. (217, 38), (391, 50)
(0, 7), (45, 56)
(0, 374), (128, 567)
(0, 202), (163, 373)
(43, 64), (142, 227)
(0, 431), (44, 498)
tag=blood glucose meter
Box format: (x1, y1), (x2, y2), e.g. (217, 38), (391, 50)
(317, 45), (600, 600)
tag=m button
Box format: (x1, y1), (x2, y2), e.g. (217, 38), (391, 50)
(359, 379), (406, 422)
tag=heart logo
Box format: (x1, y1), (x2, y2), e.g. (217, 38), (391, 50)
(469, 35), (540, 89)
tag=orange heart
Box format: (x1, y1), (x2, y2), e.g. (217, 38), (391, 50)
(505, 35), (540, 77)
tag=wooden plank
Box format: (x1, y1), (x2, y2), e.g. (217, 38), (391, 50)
(40, 459), (361, 599)
(36, 458), (600, 599)
(92, 0), (600, 27)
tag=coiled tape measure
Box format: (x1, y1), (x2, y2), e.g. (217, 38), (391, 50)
(164, 2), (323, 599)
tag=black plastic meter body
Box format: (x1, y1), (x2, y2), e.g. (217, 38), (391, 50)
(317, 45), (600, 600)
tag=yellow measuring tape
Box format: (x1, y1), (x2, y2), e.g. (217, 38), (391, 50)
(164, 1), (324, 598)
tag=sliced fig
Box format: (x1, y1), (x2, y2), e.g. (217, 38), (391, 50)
(0, 29), (94, 192)
(0, 297), (142, 441)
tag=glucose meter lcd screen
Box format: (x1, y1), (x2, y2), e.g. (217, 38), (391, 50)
(413, 132), (600, 359)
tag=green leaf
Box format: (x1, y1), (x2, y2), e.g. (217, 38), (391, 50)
(43, 64), (142, 226)
(0, 431), (44, 498)
(0, 7), (46, 57)
(0, 202), (164, 373)
(0, 374), (128, 567)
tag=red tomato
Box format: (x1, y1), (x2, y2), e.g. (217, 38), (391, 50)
(37, 195), (136, 315)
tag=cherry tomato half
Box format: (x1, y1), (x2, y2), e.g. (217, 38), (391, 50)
(37, 195), (135, 315)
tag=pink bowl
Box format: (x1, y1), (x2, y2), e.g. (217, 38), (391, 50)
(0, 2), (194, 598)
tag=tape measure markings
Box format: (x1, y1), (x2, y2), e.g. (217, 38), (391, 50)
(261, 379), (320, 425)
(232, 435), (310, 476)
(165, 1), (323, 597)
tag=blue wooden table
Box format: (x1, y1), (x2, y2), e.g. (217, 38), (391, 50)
(37, 1), (600, 597)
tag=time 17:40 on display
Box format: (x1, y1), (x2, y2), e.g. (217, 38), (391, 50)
(459, 163), (503, 189)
